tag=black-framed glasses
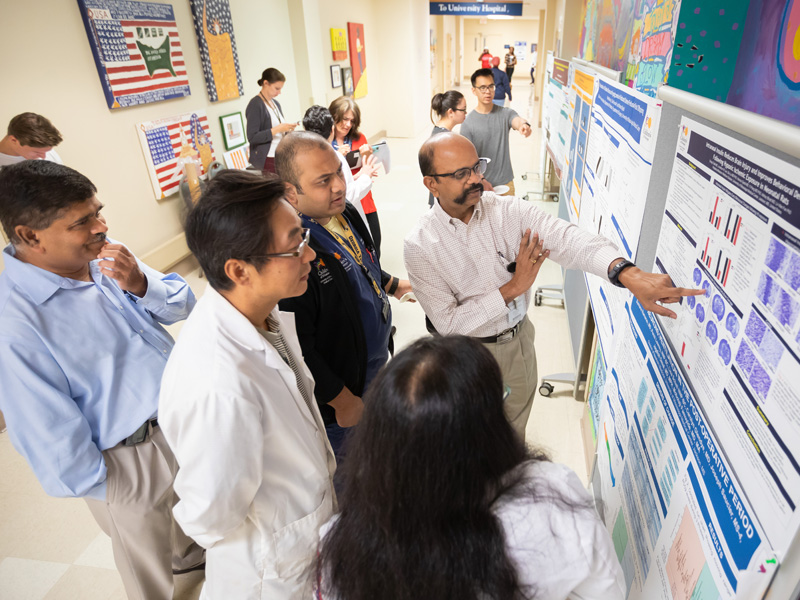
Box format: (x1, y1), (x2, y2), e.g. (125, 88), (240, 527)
(428, 158), (488, 181)
(453, 107), (468, 112)
(475, 84), (496, 93)
(251, 228), (311, 259)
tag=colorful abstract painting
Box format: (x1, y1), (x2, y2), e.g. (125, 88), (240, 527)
(347, 22), (367, 99)
(579, 0), (599, 62)
(630, 0), (683, 96)
(77, 0), (190, 109)
(669, 0), (800, 127)
(190, 0), (244, 102)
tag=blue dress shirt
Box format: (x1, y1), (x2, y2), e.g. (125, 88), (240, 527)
(0, 243), (196, 500)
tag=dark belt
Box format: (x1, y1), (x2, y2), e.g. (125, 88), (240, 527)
(474, 319), (523, 344)
(123, 418), (159, 447)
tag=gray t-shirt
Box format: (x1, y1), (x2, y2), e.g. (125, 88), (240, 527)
(459, 105), (519, 186)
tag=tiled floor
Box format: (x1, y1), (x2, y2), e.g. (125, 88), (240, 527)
(0, 83), (592, 598)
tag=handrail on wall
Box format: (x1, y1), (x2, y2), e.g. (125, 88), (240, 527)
(657, 85), (800, 161)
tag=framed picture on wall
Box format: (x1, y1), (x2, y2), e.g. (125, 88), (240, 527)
(330, 64), (342, 88)
(219, 111), (246, 150)
(342, 66), (354, 96)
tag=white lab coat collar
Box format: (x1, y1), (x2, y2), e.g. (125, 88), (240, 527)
(203, 284), (326, 435)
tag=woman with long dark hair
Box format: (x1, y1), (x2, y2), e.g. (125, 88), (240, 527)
(317, 336), (624, 600)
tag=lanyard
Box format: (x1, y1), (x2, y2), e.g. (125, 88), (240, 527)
(311, 214), (385, 300)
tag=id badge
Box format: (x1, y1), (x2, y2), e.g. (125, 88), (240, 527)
(507, 296), (525, 327)
(381, 295), (390, 322)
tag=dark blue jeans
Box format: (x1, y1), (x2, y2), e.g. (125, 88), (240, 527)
(325, 422), (353, 494)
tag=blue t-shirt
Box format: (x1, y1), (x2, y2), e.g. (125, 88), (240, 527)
(303, 214), (391, 389)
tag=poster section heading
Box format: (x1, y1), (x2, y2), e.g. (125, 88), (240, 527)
(653, 117), (800, 557)
(429, 1), (522, 16)
(552, 58), (569, 86)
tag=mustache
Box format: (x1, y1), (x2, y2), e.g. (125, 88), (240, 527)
(91, 232), (107, 244)
(454, 182), (484, 205)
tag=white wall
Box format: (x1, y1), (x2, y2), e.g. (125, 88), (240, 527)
(0, 0), (432, 274)
(462, 18), (540, 81)
(0, 0), (300, 262)
(309, 0), (431, 139)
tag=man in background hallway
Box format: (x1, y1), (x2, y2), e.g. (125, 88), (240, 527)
(460, 68), (532, 196)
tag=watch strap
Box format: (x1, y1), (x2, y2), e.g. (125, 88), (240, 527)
(608, 259), (635, 288)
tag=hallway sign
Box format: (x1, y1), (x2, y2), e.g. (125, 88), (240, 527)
(429, 2), (523, 16)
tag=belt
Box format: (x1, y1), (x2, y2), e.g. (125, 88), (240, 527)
(123, 417), (159, 447)
(474, 319), (523, 344)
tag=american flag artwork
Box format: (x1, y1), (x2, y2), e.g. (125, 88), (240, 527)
(77, 0), (191, 109)
(190, 0), (243, 102)
(136, 111), (216, 200)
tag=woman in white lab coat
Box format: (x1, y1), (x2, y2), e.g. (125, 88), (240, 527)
(159, 171), (337, 599)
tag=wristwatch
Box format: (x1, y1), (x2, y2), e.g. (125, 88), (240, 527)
(608, 259), (635, 288)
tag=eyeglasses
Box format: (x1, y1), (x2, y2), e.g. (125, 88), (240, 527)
(475, 84), (496, 93)
(428, 158), (488, 181)
(251, 228), (311, 259)
(453, 107), (467, 112)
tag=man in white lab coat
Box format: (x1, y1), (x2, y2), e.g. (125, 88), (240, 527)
(159, 170), (337, 599)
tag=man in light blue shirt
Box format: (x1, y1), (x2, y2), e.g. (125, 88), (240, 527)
(0, 160), (203, 600)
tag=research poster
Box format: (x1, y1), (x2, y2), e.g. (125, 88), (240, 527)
(577, 77), (661, 261)
(563, 65), (598, 223)
(542, 57), (570, 178)
(653, 118), (800, 557)
(595, 296), (775, 599)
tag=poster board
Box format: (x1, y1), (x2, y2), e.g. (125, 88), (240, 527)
(136, 111), (216, 199)
(577, 77), (662, 262)
(542, 56), (570, 179)
(653, 117), (800, 558)
(586, 82), (800, 599)
(77, 0), (191, 109)
(564, 65), (599, 223)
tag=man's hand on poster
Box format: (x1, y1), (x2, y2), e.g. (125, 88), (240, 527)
(617, 263), (705, 319)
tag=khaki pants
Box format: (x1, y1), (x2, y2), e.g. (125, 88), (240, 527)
(85, 423), (204, 600)
(483, 316), (537, 441)
(502, 180), (516, 196)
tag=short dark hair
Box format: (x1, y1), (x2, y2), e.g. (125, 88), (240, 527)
(257, 67), (285, 86)
(0, 161), (96, 244)
(319, 336), (551, 598)
(471, 68), (494, 86)
(328, 96), (362, 139)
(274, 131), (332, 191)
(184, 170), (286, 291)
(7, 112), (63, 147)
(430, 90), (465, 123)
(302, 105), (334, 139)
